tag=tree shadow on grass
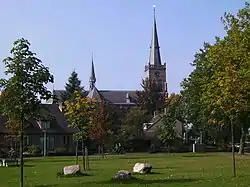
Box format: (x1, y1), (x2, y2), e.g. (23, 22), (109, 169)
(6, 164), (35, 168)
(56, 171), (92, 178)
(96, 177), (198, 184)
(182, 154), (215, 158)
(154, 166), (178, 170)
(133, 171), (162, 175)
(34, 184), (58, 187)
(118, 156), (163, 160)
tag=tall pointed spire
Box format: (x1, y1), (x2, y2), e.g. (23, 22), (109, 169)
(89, 53), (96, 90)
(148, 5), (162, 66)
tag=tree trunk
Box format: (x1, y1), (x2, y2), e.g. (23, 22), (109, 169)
(81, 140), (85, 171)
(167, 144), (171, 154)
(85, 146), (89, 170)
(20, 115), (24, 187)
(238, 126), (246, 155)
(101, 143), (105, 158)
(75, 141), (78, 164)
(230, 118), (236, 177)
(98, 144), (101, 156)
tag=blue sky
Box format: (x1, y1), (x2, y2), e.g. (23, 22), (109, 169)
(0, 0), (246, 93)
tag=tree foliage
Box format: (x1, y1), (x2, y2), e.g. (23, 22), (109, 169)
(156, 114), (176, 151)
(120, 107), (149, 142)
(63, 91), (97, 141)
(136, 78), (164, 115)
(0, 38), (54, 187)
(165, 93), (185, 123)
(181, 3), (250, 157)
(61, 70), (86, 103)
(0, 38), (54, 132)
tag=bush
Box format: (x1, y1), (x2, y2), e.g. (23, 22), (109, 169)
(27, 145), (41, 155)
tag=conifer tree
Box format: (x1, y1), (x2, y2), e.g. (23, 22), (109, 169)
(61, 70), (86, 102)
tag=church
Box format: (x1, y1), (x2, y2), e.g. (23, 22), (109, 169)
(52, 7), (168, 108)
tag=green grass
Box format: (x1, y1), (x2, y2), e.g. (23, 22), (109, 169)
(0, 152), (250, 187)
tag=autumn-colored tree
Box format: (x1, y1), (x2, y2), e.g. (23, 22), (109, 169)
(88, 102), (107, 157)
(0, 38), (54, 187)
(64, 91), (97, 170)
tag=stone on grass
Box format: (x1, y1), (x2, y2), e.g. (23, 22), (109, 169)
(133, 163), (152, 174)
(63, 165), (80, 175)
(115, 170), (131, 179)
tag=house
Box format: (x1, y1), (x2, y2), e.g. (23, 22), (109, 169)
(143, 110), (185, 149)
(0, 104), (77, 154)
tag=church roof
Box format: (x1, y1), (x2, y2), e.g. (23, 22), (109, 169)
(87, 86), (102, 102)
(53, 90), (137, 105)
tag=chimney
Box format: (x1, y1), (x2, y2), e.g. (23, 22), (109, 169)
(125, 92), (130, 103)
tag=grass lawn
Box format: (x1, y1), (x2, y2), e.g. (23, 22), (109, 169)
(0, 152), (250, 187)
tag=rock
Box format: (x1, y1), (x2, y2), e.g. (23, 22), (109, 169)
(133, 163), (152, 174)
(115, 170), (131, 179)
(63, 165), (80, 175)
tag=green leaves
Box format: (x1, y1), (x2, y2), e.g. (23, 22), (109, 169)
(63, 91), (97, 141)
(120, 107), (149, 141)
(0, 38), (54, 134)
(181, 3), (250, 143)
(61, 70), (86, 102)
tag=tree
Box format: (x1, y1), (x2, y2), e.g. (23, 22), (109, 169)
(0, 38), (54, 187)
(156, 114), (176, 153)
(181, 3), (250, 177)
(120, 107), (149, 151)
(63, 91), (97, 170)
(88, 102), (107, 157)
(61, 70), (86, 103)
(136, 78), (164, 116)
(165, 93), (185, 123)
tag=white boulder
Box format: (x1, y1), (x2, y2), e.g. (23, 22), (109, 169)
(63, 165), (80, 175)
(133, 163), (152, 174)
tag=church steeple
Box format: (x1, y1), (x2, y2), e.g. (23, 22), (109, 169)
(148, 5), (161, 66)
(89, 53), (96, 90)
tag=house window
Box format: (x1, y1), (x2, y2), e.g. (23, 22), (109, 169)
(23, 136), (29, 147)
(49, 136), (55, 151)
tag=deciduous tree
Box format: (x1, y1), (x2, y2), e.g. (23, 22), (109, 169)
(120, 107), (149, 150)
(63, 91), (96, 170)
(0, 38), (54, 187)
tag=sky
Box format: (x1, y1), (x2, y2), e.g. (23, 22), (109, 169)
(0, 0), (247, 93)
